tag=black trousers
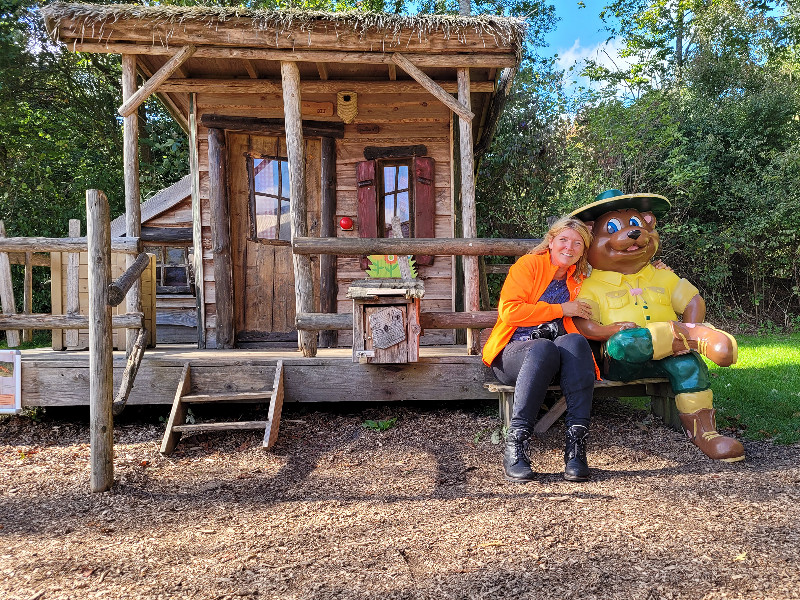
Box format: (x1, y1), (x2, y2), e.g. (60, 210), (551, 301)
(491, 333), (595, 431)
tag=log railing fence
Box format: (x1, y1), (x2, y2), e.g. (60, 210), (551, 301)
(0, 190), (147, 492)
(291, 236), (541, 351)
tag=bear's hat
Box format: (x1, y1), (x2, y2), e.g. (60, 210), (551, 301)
(570, 189), (671, 222)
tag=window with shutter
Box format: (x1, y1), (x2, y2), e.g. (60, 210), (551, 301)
(356, 156), (435, 270)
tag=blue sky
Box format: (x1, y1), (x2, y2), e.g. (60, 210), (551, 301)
(543, 1), (625, 91)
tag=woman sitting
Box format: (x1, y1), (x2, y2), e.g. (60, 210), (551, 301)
(482, 217), (599, 483)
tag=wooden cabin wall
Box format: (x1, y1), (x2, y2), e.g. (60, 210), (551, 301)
(194, 88), (454, 348)
(141, 197), (198, 344)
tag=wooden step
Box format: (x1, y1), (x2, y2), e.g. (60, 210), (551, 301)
(181, 391), (273, 403)
(172, 420), (268, 433)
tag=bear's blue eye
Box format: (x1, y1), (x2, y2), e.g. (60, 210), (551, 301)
(606, 218), (622, 234)
(629, 216), (643, 227)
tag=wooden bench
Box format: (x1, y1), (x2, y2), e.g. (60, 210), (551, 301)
(485, 378), (679, 434)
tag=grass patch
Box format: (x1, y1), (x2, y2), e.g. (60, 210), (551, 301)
(619, 333), (800, 444)
(710, 333), (800, 444)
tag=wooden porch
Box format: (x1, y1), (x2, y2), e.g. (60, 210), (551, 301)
(19, 344), (495, 408)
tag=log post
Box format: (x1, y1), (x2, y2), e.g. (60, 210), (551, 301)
(189, 94), (206, 348)
(208, 127), (235, 348)
(281, 60), (317, 357)
(319, 136), (338, 348)
(22, 251), (32, 343)
(122, 54), (142, 356)
(66, 219), (81, 348)
(86, 189), (114, 493)
(458, 68), (480, 355)
(0, 221), (20, 347)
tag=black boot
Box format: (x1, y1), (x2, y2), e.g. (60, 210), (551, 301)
(503, 428), (536, 483)
(564, 424), (590, 482)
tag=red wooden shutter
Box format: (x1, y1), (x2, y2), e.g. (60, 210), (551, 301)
(356, 159), (378, 270)
(413, 156), (435, 266)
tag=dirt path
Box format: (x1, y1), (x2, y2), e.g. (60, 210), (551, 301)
(2, 399), (799, 600)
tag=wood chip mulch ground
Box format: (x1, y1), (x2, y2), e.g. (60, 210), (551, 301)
(2, 398), (799, 600)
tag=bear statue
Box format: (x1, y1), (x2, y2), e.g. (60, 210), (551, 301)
(570, 189), (744, 462)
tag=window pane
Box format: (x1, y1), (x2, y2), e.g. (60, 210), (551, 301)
(165, 247), (186, 265)
(253, 158), (279, 196)
(398, 165), (409, 191)
(396, 191), (410, 223)
(279, 201), (292, 241)
(163, 266), (188, 287)
(281, 161), (290, 198)
(384, 166), (396, 193)
(384, 193), (396, 238)
(255, 196), (279, 239)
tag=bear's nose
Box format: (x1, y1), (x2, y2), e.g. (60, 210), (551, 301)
(627, 230), (641, 240)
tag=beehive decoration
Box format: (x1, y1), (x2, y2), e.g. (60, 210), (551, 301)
(337, 90), (358, 124)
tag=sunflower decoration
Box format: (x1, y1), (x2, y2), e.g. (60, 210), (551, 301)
(366, 254), (417, 278)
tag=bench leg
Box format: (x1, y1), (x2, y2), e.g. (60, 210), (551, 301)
(498, 391), (514, 428)
(533, 395), (567, 435)
(648, 382), (681, 431)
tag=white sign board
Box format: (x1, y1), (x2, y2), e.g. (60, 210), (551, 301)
(0, 349), (21, 414)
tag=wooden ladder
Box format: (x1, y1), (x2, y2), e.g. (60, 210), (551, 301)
(160, 360), (285, 454)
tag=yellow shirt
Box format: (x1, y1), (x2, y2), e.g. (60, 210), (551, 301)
(577, 264), (699, 327)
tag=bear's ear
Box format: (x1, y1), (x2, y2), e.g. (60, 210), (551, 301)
(584, 220), (595, 230)
(642, 212), (657, 229)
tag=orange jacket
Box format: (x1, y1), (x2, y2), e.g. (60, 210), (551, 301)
(481, 251), (600, 379)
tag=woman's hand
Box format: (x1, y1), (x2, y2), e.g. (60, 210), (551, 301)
(561, 300), (593, 319)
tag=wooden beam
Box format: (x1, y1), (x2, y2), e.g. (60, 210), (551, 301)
(22, 251), (32, 342)
(0, 221), (20, 347)
(281, 61), (317, 358)
(135, 60), (189, 133)
(242, 59), (258, 79)
(208, 127), (235, 349)
(108, 252), (151, 307)
(316, 62), (328, 80)
(391, 53), (474, 121)
(157, 78), (495, 94)
(0, 237), (139, 254)
(458, 67), (480, 355)
(388, 64), (397, 80)
(66, 219), (81, 348)
(319, 136), (337, 349)
(0, 313), (143, 330)
(189, 94), (206, 348)
(122, 54), (142, 356)
(140, 226), (193, 243)
(118, 45), (196, 118)
(199, 114), (344, 138)
(292, 237), (539, 256)
(86, 189), (114, 493)
(70, 43), (519, 69)
(295, 310), (499, 331)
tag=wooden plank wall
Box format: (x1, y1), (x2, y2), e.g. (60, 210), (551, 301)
(51, 252), (156, 350)
(195, 88), (454, 348)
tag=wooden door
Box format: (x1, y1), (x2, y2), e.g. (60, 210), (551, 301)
(228, 133), (320, 345)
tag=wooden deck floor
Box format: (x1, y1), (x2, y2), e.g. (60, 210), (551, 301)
(20, 345), (495, 407)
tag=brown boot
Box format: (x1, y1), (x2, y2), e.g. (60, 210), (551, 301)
(679, 408), (744, 462)
(670, 322), (738, 367)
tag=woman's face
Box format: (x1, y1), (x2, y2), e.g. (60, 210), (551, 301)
(548, 228), (585, 270)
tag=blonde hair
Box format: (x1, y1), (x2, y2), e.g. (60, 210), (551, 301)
(529, 217), (593, 282)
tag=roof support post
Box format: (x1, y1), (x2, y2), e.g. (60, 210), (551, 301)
(281, 61), (317, 358)
(458, 68), (480, 355)
(122, 54), (142, 356)
(208, 127), (235, 349)
(118, 45), (196, 118)
(391, 53), (474, 122)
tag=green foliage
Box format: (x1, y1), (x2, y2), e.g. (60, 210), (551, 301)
(362, 417), (397, 431)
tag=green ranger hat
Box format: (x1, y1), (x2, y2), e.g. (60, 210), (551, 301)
(570, 189), (671, 222)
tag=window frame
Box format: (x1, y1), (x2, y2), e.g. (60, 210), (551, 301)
(144, 243), (195, 296)
(245, 152), (292, 246)
(377, 159), (414, 239)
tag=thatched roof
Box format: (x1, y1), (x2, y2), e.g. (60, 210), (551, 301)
(43, 2), (527, 55)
